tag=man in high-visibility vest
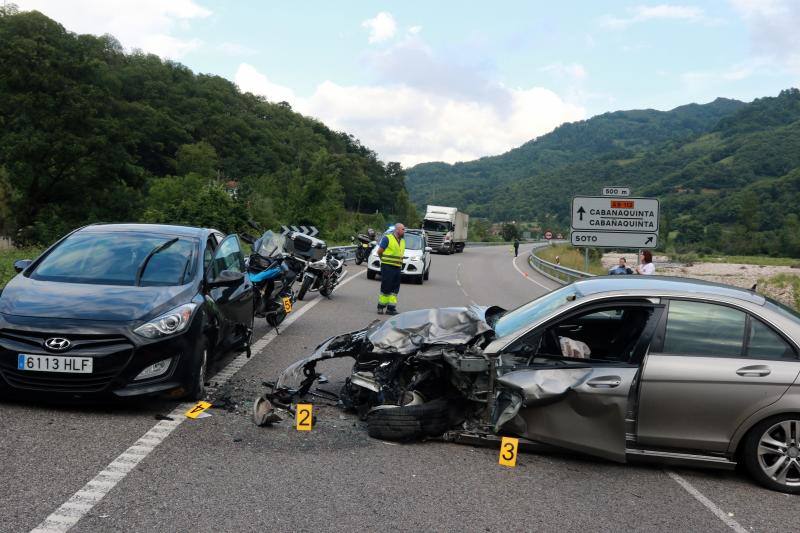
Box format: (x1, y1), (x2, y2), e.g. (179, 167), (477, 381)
(376, 223), (405, 315)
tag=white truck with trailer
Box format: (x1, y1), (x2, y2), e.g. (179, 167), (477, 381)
(422, 205), (468, 254)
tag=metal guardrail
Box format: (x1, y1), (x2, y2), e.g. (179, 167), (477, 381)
(328, 245), (357, 262)
(527, 242), (594, 285)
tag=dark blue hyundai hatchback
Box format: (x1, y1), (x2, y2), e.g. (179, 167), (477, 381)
(0, 224), (254, 400)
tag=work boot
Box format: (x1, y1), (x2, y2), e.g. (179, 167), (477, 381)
(386, 306), (398, 316)
(377, 305), (385, 315)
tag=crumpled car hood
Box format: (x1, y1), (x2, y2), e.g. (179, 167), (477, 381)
(368, 305), (501, 354)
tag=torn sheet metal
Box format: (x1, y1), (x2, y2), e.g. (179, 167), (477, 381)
(275, 329), (367, 391)
(496, 368), (593, 406)
(368, 305), (497, 354)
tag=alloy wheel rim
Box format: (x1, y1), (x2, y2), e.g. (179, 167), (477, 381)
(757, 419), (800, 487)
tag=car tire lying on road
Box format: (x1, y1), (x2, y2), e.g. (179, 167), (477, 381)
(366, 398), (451, 442)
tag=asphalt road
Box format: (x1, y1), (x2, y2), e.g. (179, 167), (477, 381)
(2, 244), (797, 532)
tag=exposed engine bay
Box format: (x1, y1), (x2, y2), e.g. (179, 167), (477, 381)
(253, 305), (617, 447)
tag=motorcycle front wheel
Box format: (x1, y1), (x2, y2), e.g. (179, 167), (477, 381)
(298, 275), (313, 301)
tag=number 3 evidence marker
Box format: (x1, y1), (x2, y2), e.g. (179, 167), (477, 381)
(498, 436), (519, 467)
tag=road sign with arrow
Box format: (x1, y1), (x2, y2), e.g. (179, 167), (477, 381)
(572, 196), (659, 232)
(570, 231), (658, 249)
(571, 194), (660, 250)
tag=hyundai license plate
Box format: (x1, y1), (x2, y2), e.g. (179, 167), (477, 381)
(17, 354), (93, 373)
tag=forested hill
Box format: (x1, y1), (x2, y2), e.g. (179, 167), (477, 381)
(0, 8), (416, 244)
(407, 89), (800, 257)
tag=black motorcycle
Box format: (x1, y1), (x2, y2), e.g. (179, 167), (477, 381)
(297, 250), (347, 301)
(352, 232), (376, 265)
(243, 231), (304, 327)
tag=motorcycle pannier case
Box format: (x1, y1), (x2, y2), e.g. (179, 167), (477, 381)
(285, 232), (327, 261)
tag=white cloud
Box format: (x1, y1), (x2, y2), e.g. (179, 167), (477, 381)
(235, 65), (585, 167)
(600, 4), (707, 29)
(235, 63), (297, 104)
(730, 0), (800, 74)
(14, 0), (211, 58)
(361, 12), (397, 43)
(408, 25), (422, 35)
(541, 63), (588, 81)
(219, 42), (257, 57)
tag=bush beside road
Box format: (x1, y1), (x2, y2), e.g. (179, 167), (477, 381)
(534, 244), (607, 275)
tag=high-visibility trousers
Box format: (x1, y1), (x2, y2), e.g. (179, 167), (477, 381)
(378, 264), (401, 308)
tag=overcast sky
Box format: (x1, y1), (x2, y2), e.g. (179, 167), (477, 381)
(13, 1), (800, 167)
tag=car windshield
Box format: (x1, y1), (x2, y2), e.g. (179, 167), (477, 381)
(423, 220), (451, 233)
(31, 232), (197, 286)
(404, 233), (423, 250)
(493, 285), (580, 338)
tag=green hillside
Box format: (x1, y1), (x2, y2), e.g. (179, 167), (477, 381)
(407, 89), (800, 257)
(0, 7), (415, 245)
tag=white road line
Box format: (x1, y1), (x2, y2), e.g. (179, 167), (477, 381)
(512, 252), (552, 290)
(665, 470), (748, 533)
(30, 270), (365, 533)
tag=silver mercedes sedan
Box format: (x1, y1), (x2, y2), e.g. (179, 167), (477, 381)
(266, 276), (800, 493)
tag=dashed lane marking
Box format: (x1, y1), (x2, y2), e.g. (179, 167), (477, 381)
(30, 270), (365, 533)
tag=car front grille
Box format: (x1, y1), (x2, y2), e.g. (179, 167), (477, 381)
(0, 329), (134, 393)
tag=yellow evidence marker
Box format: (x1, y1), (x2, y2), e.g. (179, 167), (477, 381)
(498, 436), (519, 467)
(295, 403), (313, 431)
(282, 297), (292, 313)
(185, 401), (212, 419)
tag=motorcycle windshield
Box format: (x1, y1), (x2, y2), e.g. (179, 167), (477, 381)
(256, 231), (286, 258)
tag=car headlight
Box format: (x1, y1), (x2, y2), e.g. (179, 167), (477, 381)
(134, 303), (197, 339)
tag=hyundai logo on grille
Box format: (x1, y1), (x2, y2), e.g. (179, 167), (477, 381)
(43, 337), (72, 351)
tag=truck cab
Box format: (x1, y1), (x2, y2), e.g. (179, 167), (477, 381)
(423, 205), (469, 254)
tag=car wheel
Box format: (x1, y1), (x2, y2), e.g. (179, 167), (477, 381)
(185, 337), (209, 401)
(298, 276), (312, 301)
(415, 273), (423, 285)
(743, 415), (800, 493)
(423, 266), (430, 281)
(367, 269), (376, 280)
(355, 255), (364, 265)
(366, 398), (451, 442)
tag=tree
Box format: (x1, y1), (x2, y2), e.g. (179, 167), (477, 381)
(501, 223), (519, 241)
(176, 141), (219, 177)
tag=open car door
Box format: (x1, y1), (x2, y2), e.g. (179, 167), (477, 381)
(494, 300), (664, 462)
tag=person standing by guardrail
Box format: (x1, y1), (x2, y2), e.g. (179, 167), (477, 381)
(513, 238), (520, 257)
(636, 250), (655, 275)
(377, 223), (405, 315)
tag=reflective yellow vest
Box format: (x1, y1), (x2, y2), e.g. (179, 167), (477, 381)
(381, 234), (405, 267)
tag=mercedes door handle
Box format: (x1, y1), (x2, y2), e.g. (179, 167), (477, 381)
(736, 365), (771, 377)
(587, 376), (621, 388)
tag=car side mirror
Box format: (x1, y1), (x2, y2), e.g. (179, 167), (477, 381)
(425, 247), (432, 252)
(350, 236), (355, 243)
(207, 269), (245, 288)
(13, 259), (32, 273)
